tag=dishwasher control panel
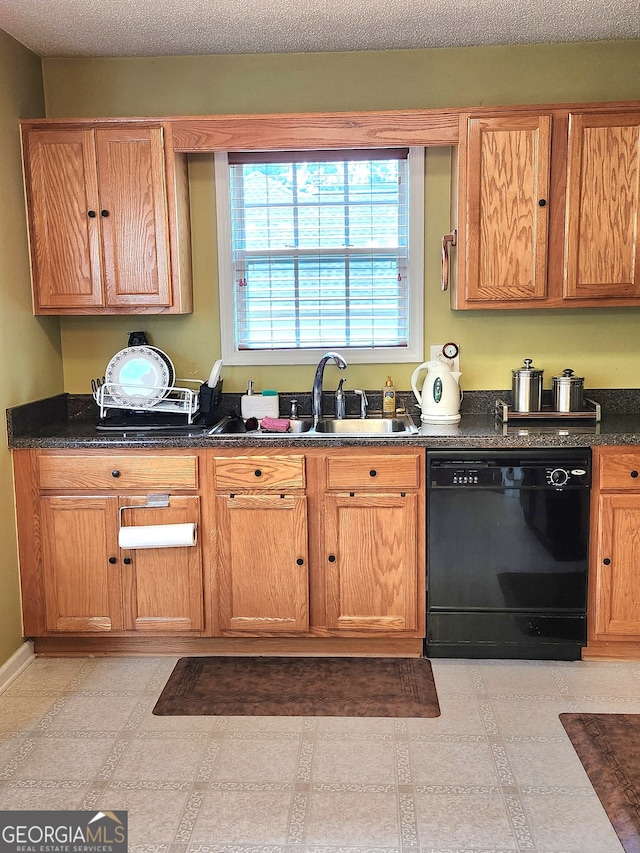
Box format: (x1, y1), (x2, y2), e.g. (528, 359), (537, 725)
(427, 451), (591, 489)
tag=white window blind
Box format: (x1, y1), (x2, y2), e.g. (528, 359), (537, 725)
(215, 147), (424, 365)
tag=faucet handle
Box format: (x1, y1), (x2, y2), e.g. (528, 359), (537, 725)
(354, 389), (368, 419)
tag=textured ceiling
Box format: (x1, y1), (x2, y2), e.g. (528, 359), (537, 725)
(0, 0), (638, 57)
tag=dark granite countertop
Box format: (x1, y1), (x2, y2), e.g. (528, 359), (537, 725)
(7, 390), (640, 450)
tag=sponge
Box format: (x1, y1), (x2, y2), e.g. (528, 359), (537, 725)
(260, 416), (290, 433)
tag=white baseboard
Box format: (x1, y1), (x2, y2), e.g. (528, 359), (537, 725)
(0, 640), (35, 694)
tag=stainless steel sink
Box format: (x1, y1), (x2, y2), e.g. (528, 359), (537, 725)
(209, 413), (419, 438)
(314, 416), (417, 435)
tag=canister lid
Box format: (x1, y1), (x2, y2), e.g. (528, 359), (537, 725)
(552, 368), (583, 384)
(512, 358), (543, 377)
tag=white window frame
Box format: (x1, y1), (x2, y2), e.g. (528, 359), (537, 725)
(214, 147), (425, 366)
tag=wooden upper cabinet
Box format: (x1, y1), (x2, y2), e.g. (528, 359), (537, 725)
(453, 107), (640, 309)
(564, 112), (640, 301)
(21, 122), (192, 315)
(23, 128), (102, 309)
(454, 114), (551, 307)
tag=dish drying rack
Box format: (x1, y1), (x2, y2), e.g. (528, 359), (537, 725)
(93, 378), (202, 424)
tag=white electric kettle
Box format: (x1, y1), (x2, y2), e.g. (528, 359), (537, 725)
(410, 358), (462, 423)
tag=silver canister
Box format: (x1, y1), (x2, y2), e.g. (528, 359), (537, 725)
(512, 358), (543, 412)
(552, 369), (584, 412)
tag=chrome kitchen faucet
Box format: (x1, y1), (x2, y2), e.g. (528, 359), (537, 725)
(312, 352), (347, 425)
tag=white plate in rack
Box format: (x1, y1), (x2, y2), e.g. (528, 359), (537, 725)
(105, 346), (175, 409)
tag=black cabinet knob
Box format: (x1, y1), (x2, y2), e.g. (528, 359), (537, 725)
(111, 470), (121, 478)
(123, 557), (132, 565)
(88, 210), (97, 218)
(108, 557), (117, 564)
(369, 469), (377, 477)
(328, 554), (336, 563)
(100, 209), (109, 217)
(538, 199), (547, 207)
(296, 558), (304, 566)
(603, 558), (611, 565)
(254, 469), (262, 477)
(631, 470), (639, 478)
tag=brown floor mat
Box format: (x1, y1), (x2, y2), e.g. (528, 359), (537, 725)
(153, 656), (440, 717)
(560, 713), (640, 853)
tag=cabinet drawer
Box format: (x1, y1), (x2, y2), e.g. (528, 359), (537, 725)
(326, 454), (421, 490)
(37, 454), (198, 490)
(214, 455), (305, 490)
(598, 451), (640, 490)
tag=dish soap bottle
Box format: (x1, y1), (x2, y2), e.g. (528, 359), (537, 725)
(382, 376), (396, 417)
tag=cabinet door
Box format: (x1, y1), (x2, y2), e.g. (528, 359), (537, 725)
(95, 127), (172, 308)
(564, 113), (640, 300)
(23, 128), (103, 310)
(216, 494), (309, 633)
(456, 114), (551, 306)
(120, 496), (203, 632)
(593, 493), (640, 639)
(40, 496), (123, 632)
(324, 492), (418, 632)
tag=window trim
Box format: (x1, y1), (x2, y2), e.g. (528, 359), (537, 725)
(214, 147), (425, 366)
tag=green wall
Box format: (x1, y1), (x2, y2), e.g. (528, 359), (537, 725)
(0, 31), (63, 665)
(42, 40), (640, 395)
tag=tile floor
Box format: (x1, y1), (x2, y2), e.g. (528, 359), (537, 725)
(1, 654), (639, 853)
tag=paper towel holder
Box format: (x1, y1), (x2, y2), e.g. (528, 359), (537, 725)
(119, 493), (170, 528)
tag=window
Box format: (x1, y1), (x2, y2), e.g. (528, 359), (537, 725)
(215, 147), (424, 365)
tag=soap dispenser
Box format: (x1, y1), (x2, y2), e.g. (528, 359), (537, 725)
(382, 376), (396, 416)
(335, 378), (346, 419)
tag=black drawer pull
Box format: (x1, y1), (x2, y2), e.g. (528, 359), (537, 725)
(254, 469), (262, 477)
(603, 558), (611, 565)
(111, 470), (121, 478)
(87, 210), (97, 218)
(631, 470), (639, 478)
(108, 557), (117, 564)
(328, 554), (336, 563)
(123, 557), (132, 565)
(369, 469), (377, 477)
(296, 558), (304, 566)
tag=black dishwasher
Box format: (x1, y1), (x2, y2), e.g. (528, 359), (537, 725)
(425, 448), (590, 660)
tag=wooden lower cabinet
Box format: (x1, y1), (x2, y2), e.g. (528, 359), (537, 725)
(323, 491), (418, 632)
(40, 493), (203, 634)
(211, 447), (425, 640)
(120, 496), (203, 632)
(586, 447), (640, 659)
(13, 446), (425, 654)
(41, 495), (123, 633)
(216, 493), (309, 633)
(591, 493), (640, 639)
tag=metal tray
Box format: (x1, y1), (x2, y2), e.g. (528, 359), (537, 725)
(495, 397), (601, 423)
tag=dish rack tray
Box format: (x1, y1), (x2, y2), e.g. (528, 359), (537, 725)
(93, 380), (201, 423)
(495, 397), (601, 423)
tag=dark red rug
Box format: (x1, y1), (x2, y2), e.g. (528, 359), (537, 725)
(560, 713), (640, 853)
(153, 656), (440, 717)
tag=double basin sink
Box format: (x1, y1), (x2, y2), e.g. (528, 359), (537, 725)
(208, 413), (419, 438)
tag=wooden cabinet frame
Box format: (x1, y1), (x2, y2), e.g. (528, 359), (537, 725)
(23, 100), (640, 153)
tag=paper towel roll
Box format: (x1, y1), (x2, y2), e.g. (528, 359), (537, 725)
(118, 523), (197, 549)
